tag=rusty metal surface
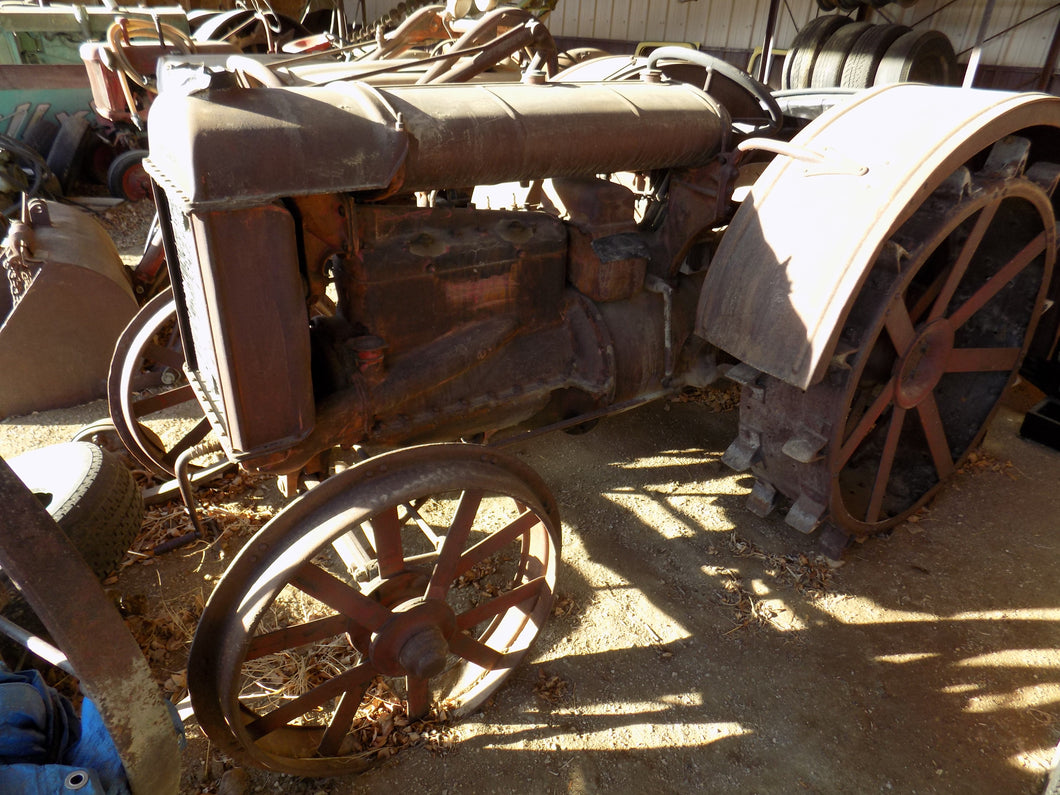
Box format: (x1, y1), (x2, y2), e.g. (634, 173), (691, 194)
(416, 7), (558, 83)
(140, 32), (1060, 777)
(696, 84), (1060, 391)
(0, 456), (182, 794)
(344, 204), (567, 355)
(543, 177), (644, 302)
(145, 80), (727, 210)
(187, 443), (560, 776)
(720, 116), (1058, 540)
(169, 201), (315, 462)
(362, 4), (450, 61)
(0, 200), (138, 419)
(108, 289), (213, 477)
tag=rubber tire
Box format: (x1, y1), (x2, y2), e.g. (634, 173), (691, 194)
(21, 119), (57, 159)
(45, 115), (91, 195)
(783, 14), (851, 90)
(107, 149), (150, 201)
(840, 24), (910, 89)
(7, 442), (143, 578)
(874, 29), (959, 86)
(810, 22), (872, 89)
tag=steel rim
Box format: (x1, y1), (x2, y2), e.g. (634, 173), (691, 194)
(108, 289), (214, 477)
(828, 178), (1054, 532)
(188, 443), (560, 776)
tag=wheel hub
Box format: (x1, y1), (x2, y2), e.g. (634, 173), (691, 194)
(368, 599), (456, 678)
(894, 319), (954, 409)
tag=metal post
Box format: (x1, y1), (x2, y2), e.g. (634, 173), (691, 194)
(1038, 21), (1060, 92)
(758, 0), (781, 85)
(963, 0), (998, 88)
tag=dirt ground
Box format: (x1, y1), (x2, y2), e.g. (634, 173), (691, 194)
(1, 199), (1059, 794)
(2, 391), (1059, 795)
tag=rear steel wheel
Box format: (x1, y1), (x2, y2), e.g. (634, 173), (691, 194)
(830, 171), (1052, 531)
(187, 443), (560, 776)
(726, 137), (1056, 542)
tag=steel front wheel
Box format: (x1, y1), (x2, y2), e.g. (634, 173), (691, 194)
(187, 443), (561, 776)
(108, 288), (214, 478)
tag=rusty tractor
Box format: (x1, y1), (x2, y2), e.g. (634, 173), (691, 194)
(130, 45), (1060, 775)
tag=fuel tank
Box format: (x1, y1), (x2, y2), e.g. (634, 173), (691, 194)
(145, 79), (730, 210)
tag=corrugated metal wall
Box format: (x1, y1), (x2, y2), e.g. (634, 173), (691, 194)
(885, 0), (1060, 70)
(357, 1), (1060, 74)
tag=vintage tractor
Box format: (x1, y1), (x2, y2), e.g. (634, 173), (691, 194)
(134, 48), (1060, 775)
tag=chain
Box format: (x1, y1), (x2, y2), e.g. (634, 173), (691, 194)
(2, 219), (36, 306)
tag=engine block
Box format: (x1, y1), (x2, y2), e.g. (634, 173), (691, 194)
(147, 76), (734, 472)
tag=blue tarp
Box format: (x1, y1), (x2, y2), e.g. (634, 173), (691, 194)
(0, 668), (130, 795)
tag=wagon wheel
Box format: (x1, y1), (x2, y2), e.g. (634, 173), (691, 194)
(187, 443), (561, 776)
(108, 288), (216, 478)
(728, 134), (1057, 544)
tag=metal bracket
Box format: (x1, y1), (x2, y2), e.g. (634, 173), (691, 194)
(738, 138), (869, 178)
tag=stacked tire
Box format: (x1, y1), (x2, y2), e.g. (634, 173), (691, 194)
(782, 15), (958, 90)
(817, 0), (919, 9)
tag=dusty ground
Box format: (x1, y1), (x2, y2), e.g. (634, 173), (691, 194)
(3, 393), (1059, 795)
(1, 200), (1059, 794)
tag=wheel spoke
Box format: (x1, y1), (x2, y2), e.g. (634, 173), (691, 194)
(866, 406), (906, 524)
(838, 378), (897, 466)
(454, 510), (540, 580)
(910, 270), (947, 325)
(368, 506), (405, 579)
(130, 383), (195, 416)
(447, 630), (504, 670)
(949, 231), (1046, 328)
(159, 417), (213, 467)
(884, 298), (916, 355)
(291, 563), (392, 631)
(317, 685), (369, 757)
(928, 202), (1000, 322)
(142, 341), (186, 372)
(399, 498), (442, 546)
(456, 576), (547, 631)
(426, 490), (483, 600)
(915, 394), (954, 480)
(405, 675), (430, 719)
(187, 444), (560, 775)
(246, 663), (374, 741)
(946, 346), (1022, 373)
(245, 614), (351, 661)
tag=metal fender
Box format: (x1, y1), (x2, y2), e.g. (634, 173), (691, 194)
(696, 83), (1060, 390)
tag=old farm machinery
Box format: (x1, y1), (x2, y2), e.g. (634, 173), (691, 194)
(88, 35), (1060, 775)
